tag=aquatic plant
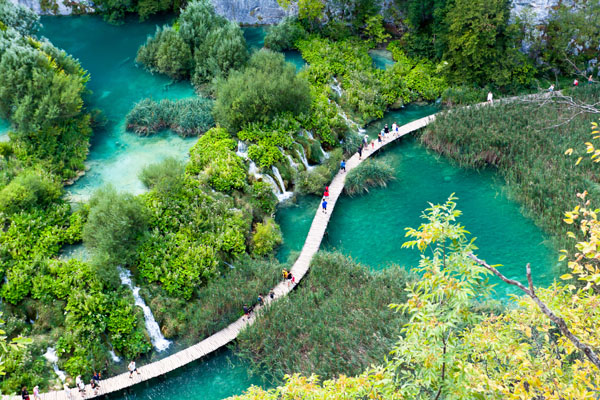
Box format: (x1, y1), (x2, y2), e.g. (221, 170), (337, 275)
(344, 158), (395, 196)
(125, 97), (214, 137)
(235, 252), (410, 381)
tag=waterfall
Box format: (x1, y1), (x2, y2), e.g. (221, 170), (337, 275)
(319, 144), (330, 160)
(249, 162), (292, 202)
(119, 269), (171, 352)
(331, 77), (343, 97)
(43, 347), (67, 382)
(109, 349), (121, 363)
(286, 154), (298, 170)
(303, 130), (314, 140)
(272, 166), (293, 201)
(236, 141), (248, 159)
(297, 146), (314, 171)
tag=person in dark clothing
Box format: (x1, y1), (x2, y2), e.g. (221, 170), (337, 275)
(358, 146), (363, 160)
(269, 290), (275, 299)
(257, 294), (264, 306)
(384, 124), (389, 135)
(340, 160), (346, 172)
(322, 199), (328, 214)
(21, 387), (30, 400)
(243, 304), (250, 319)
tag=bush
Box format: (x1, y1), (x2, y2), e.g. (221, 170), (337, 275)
(139, 157), (185, 191)
(441, 85), (488, 106)
(264, 17), (307, 52)
(249, 181), (278, 216)
(125, 97), (214, 137)
(136, 26), (193, 80)
(187, 128), (247, 192)
(344, 158), (395, 196)
(235, 252), (410, 381)
(251, 218), (283, 257)
(0, 170), (61, 214)
(82, 185), (149, 267)
(295, 148), (343, 195)
(213, 50), (311, 133)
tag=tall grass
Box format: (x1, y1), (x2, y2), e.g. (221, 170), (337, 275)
(235, 252), (410, 382)
(139, 255), (281, 347)
(421, 85), (600, 249)
(344, 158), (396, 196)
(125, 97), (214, 137)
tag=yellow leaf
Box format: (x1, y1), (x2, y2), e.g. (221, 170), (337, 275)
(560, 273), (573, 280)
(576, 157), (583, 165)
(564, 148), (573, 155)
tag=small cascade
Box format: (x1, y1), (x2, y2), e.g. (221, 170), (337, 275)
(286, 153), (299, 170)
(249, 162), (292, 202)
(43, 347), (67, 382)
(109, 349), (121, 363)
(272, 166), (293, 201)
(297, 146), (314, 171)
(236, 141), (248, 159)
(331, 77), (343, 97)
(319, 144), (330, 160)
(119, 269), (171, 352)
(303, 130), (315, 140)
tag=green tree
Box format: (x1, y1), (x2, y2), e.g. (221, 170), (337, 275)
(213, 50), (311, 132)
(83, 185), (149, 267)
(264, 17), (307, 52)
(136, 26), (192, 80)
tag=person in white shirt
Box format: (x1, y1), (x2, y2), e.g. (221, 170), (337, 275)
(128, 361), (140, 378)
(487, 91), (493, 105)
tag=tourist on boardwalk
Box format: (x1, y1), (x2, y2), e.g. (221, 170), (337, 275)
(384, 124), (389, 136)
(487, 91), (493, 105)
(392, 122), (397, 135)
(574, 78), (579, 87)
(90, 378), (99, 395)
(322, 198), (328, 214)
(589, 74), (595, 84)
(257, 293), (264, 306)
(76, 375), (86, 397)
(63, 383), (73, 400)
(363, 135), (368, 148)
(371, 139), (375, 149)
(282, 269), (289, 280)
(287, 272), (295, 287)
(128, 361), (140, 378)
(323, 186), (329, 197)
(340, 159), (346, 172)
(243, 304), (250, 320)
(21, 386), (30, 400)
(358, 145), (363, 160)
(548, 83), (555, 92)
(33, 385), (40, 400)
(269, 289), (275, 300)
(378, 132), (382, 143)
(92, 371), (101, 387)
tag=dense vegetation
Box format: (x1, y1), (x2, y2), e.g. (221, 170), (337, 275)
(125, 97), (214, 136)
(231, 195), (600, 399)
(236, 252), (409, 382)
(136, 0), (247, 86)
(344, 158), (395, 196)
(421, 85), (600, 245)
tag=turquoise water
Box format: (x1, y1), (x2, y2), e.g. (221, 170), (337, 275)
(370, 49), (394, 70)
(243, 26), (306, 71)
(0, 119), (9, 142)
(107, 350), (260, 400)
(40, 15), (197, 200)
(277, 106), (558, 297)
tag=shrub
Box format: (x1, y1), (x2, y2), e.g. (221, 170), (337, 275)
(125, 97), (214, 137)
(249, 181), (278, 216)
(344, 158), (395, 196)
(296, 148), (343, 195)
(139, 157), (185, 191)
(251, 218), (283, 257)
(441, 85), (488, 106)
(82, 185), (149, 267)
(187, 128), (247, 192)
(0, 170), (61, 214)
(213, 50), (311, 133)
(264, 17), (307, 51)
(136, 26), (193, 80)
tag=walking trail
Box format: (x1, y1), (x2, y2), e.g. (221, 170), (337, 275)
(9, 92), (549, 400)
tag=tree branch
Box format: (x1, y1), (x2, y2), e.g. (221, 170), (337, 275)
(467, 253), (600, 370)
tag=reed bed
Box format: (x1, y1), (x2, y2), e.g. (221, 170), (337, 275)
(344, 158), (396, 196)
(235, 252), (410, 382)
(421, 85), (600, 249)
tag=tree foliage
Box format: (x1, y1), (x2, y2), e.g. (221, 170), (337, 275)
(213, 50), (311, 133)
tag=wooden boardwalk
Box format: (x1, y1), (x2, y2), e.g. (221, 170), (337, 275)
(5, 114), (436, 400)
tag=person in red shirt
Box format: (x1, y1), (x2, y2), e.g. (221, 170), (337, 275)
(323, 186), (329, 198)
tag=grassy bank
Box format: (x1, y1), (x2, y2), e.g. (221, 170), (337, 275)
(421, 85), (600, 248)
(235, 252), (410, 382)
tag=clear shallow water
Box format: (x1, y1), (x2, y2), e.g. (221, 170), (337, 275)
(370, 49), (394, 70)
(40, 15), (197, 200)
(108, 350), (260, 400)
(277, 106), (558, 297)
(243, 26), (306, 71)
(0, 119), (9, 142)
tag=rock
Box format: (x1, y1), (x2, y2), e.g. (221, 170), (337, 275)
(210, 0), (296, 25)
(511, 0), (560, 24)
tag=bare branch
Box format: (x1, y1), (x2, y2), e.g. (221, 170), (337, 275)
(468, 253), (600, 370)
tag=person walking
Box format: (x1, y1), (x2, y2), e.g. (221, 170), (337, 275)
(21, 386), (30, 400)
(269, 289), (275, 300)
(322, 198), (328, 214)
(282, 269), (289, 280)
(287, 272), (295, 287)
(548, 83), (555, 92)
(574, 78), (579, 87)
(357, 145), (363, 160)
(384, 124), (389, 136)
(487, 91), (493, 105)
(243, 304), (250, 320)
(340, 159), (346, 172)
(90, 378), (99, 396)
(323, 186), (329, 198)
(257, 293), (264, 306)
(363, 135), (368, 149)
(589, 74), (595, 84)
(378, 132), (382, 143)
(92, 371), (101, 388)
(128, 361), (140, 378)
(63, 383), (73, 400)
(32, 386), (40, 400)
(76, 376), (85, 397)
(392, 122), (398, 136)
(371, 139), (375, 149)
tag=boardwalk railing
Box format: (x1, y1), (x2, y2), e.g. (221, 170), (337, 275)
(5, 113), (439, 400)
